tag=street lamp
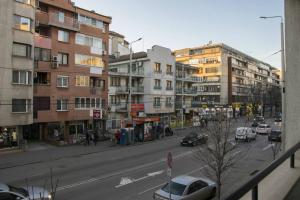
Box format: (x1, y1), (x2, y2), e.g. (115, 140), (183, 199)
(128, 38), (142, 127)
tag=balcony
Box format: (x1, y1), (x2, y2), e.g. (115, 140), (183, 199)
(34, 34), (51, 49)
(114, 104), (128, 113)
(191, 101), (201, 108)
(154, 85), (162, 90)
(132, 86), (144, 93)
(48, 12), (79, 31)
(165, 103), (173, 108)
(153, 103), (161, 108)
(36, 10), (49, 25)
(166, 87), (173, 91)
(109, 70), (129, 76)
(115, 86), (129, 94)
(154, 70), (162, 74)
(166, 71), (174, 76)
(90, 87), (103, 96)
(132, 70), (144, 76)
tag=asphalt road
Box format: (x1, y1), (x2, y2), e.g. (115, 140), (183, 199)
(0, 118), (279, 200)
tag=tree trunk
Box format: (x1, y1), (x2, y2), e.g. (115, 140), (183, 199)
(217, 181), (221, 200)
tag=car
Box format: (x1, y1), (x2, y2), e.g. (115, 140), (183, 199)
(181, 132), (208, 146)
(0, 183), (52, 200)
(268, 129), (282, 142)
(256, 124), (271, 135)
(153, 175), (216, 200)
(274, 118), (282, 128)
(235, 127), (256, 142)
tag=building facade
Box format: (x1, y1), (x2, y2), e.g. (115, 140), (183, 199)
(0, 0), (35, 148)
(108, 45), (175, 129)
(109, 31), (129, 58)
(33, 0), (111, 143)
(174, 43), (281, 115)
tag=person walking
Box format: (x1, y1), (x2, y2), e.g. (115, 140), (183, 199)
(85, 130), (90, 146)
(93, 131), (98, 146)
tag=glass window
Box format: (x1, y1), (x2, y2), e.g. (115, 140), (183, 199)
(12, 70), (32, 85)
(13, 43), (31, 58)
(75, 54), (103, 67)
(58, 30), (69, 42)
(57, 76), (68, 87)
(58, 12), (65, 23)
(58, 53), (68, 65)
(75, 98), (80, 108)
(34, 48), (51, 62)
(14, 15), (32, 31)
(75, 75), (90, 86)
(16, 0), (34, 6)
(162, 181), (186, 196)
(12, 99), (31, 113)
(78, 14), (104, 29)
(96, 98), (101, 108)
(86, 98), (90, 108)
(57, 99), (68, 111)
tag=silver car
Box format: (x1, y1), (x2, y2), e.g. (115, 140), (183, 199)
(0, 183), (52, 200)
(153, 175), (216, 200)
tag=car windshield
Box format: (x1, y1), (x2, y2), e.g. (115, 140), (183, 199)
(9, 185), (29, 197)
(162, 181), (187, 196)
(187, 133), (197, 138)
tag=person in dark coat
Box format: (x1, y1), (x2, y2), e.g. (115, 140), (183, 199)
(93, 131), (98, 146)
(85, 130), (90, 146)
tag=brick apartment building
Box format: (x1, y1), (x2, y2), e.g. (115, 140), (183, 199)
(32, 0), (111, 143)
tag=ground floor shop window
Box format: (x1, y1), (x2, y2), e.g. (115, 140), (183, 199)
(0, 127), (18, 148)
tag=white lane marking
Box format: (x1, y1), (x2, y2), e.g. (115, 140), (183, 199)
(262, 144), (274, 151)
(115, 170), (164, 188)
(57, 151), (191, 192)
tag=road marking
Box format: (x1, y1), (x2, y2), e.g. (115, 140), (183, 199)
(115, 170), (164, 188)
(262, 144), (274, 151)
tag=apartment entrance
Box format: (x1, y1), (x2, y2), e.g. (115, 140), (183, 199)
(69, 122), (85, 143)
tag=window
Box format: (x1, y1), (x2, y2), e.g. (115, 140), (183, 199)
(57, 99), (68, 111)
(110, 77), (120, 86)
(14, 15), (32, 31)
(75, 33), (103, 49)
(58, 30), (69, 42)
(166, 80), (172, 90)
(16, 0), (35, 6)
(34, 96), (50, 111)
(166, 97), (172, 107)
(12, 43), (31, 58)
(154, 79), (161, 89)
(166, 64), (172, 74)
(78, 14), (104, 29)
(75, 75), (90, 86)
(154, 97), (161, 107)
(58, 52), (68, 65)
(161, 181), (186, 196)
(12, 99), (31, 113)
(58, 12), (65, 23)
(75, 54), (103, 67)
(75, 97), (101, 109)
(187, 181), (208, 195)
(57, 76), (68, 88)
(205, 67), (218, 73)
(34, 72), (50, 85)
(154, 62), (161, 73)
(12, 70), (32, 85)
(34, 48), (51, 61)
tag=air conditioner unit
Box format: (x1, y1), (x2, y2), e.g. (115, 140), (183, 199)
(51, 62), (59, 69)
(102, 50), (107, 55)
(52, 56), (59, 62)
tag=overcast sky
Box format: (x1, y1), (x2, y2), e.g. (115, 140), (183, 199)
(73, 0), (284, 68)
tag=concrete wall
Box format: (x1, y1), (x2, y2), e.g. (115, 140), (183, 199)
(0, 0), (34, 127)
(284, 0), (300, 150)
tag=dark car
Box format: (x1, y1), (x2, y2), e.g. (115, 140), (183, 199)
(268, 130), (282, 142)
(181, 132), (208, 146)
(254, 115), (265, 123)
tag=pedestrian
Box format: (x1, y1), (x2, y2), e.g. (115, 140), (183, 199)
(93, 131), (98, 146)
(85, 130), (90, 146)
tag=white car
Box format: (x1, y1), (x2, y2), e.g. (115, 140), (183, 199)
(256, 124), (271, 135)
(235, 127), (256, 142)
(153, 175), (216, 200)
(0, 183), (52, 200)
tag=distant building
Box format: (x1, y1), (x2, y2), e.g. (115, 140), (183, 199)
(109, 31), (130, 58)
(174, 43), (281, 115)
(0, 0), (35, 148)
(108, 45), (175, 128)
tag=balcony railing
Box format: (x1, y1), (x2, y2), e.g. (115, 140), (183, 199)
(154, 85), (162, 90)
(165, 103), (173, 107)
(154, 70), (162, 74)
(115, 104), (128, 112)
(166, 87), (173, 91)
(48, 12), (79, 31)
(132, 70), (144, 76)
(90, 87), (103, 95)
(224, 141), (300, 200)
(34, 34), (51, 49)
(132, 86), (144, 93)
(115, 86), (129, 93)
(166, 71), (174, 76)
(153, 103), (161, 108)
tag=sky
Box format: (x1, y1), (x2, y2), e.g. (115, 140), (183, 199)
(73, 0), (284, 68)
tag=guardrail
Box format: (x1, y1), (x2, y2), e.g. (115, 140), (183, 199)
(224, 141), (300, 200)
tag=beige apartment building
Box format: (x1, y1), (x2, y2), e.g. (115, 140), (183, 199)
(0, 0), (35, 149)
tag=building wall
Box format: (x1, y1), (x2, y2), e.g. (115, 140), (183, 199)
(0, 0), (34, 127)
(284, 0), (300, 150)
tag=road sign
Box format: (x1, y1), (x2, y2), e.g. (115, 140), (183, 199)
(93, 110), (102, 120)
(167, 152), (173, 169)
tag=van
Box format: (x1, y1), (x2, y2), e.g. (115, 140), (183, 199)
(235, 127), (256, 142)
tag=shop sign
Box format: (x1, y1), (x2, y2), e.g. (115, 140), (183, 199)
(131, 104), (144, 112)
(93, 109), (102, 120)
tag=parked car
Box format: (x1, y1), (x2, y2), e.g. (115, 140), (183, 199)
(253, 115), (265, 123)
(153, 175), (216, 200)
(235, 127), (256, 142)
(268, 129), (282, 142)
(256, 124), (271, 135)
(0, 183), (52, 200)
(181, 132), (208, 146)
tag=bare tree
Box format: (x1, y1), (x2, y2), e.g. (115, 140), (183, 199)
(195, 113), (238, 200)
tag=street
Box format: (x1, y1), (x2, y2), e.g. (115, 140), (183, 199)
(0, 118), (278, 200)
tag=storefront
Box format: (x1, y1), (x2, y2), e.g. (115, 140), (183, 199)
(0, 126), (20, 149)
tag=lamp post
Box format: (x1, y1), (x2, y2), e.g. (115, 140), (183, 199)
(128, 38), (142, 127)
(259, 15), (285, 148)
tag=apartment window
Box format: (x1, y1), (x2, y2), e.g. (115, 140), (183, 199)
(57, 76), (68, 88)
(78, 14), (104, 29)
(91, 77), (103, 88)
(12, 70), (32, 85)
(34, 97), (50, 111)
(154, 97), (161, 107)
(58, 12), (65, 23)
(15, 0), (35, 6)
(110, 77), (120, 86)
(154, 79), (161, 89)
(75, 97), (101, 109)
(34, 72), (50, 85)
(58, 53), (68, 65)
(12, 43), (31, 58)
(166, 97), (172, 107)
(14, 15), (32, 32)
(166, 80), (172, 90)
(58, 30), (69, 42)
(154, 62), (161, 73)
(75, 33), (103, 49)
(75, 54), (103, 67)
(57, 99), (68, 111)
(166, 65), (172, 74)
(75, 75), (90, 86)
(12, 99), (31, 113)
(205, 67), (218, 73)
(34, 48), (51, 62)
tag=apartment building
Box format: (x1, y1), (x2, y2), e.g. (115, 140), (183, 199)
(0, 0), (35, 148)
(175, 62), (202, 120)
(33, 0), (111, 143)
(108, 45), (175, 128)
(109, 31), (129, 58)
(174, 43), (281, 114)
